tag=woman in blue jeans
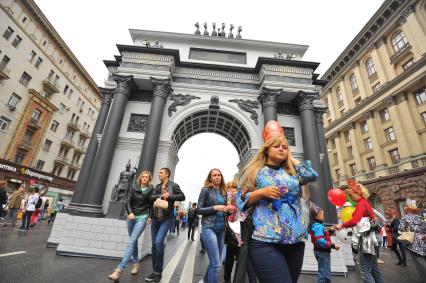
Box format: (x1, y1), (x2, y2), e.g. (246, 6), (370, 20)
(108, 171), (153, 282)
(237, 121), (318, 283)
(197, 168), (232, 283)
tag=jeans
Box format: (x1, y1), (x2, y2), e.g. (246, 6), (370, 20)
(188, 223), (195, 240)
(410, 251), (426, 282)
(20, 210), (33, 229)
(314, 251), (331, 283)
(224, 244), (257, 283)
(382, 236), (387, 248)
(358, 252), (384, 283)
(201, 227), (225, 283)
(392, 241), (407, 264)
(250, 239), (305, 283)
(3, 208), (19, 225)
(151, 218), (172, 273)
(117, 218), (147, 270)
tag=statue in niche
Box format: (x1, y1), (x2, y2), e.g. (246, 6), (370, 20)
(236, 26), (242, 39)
(211, 22), (218, 36)
(203, 22), (209, 35)
(228, 24), (234, 38)
(168, 94), (201, 117)
(194, 22), (201, 35)
(220, 23), (226, 37)
(152, 40), (163, 48)
(110, 160), (136, 202)
(274, 50), (285, 59)
(229, 99), (260, 125)
(142, 40), (151, 47)
(209, 95), (220, 109)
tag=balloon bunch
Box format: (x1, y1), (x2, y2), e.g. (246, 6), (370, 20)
(327, 188), (356, 224)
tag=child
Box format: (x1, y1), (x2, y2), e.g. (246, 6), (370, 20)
(309, 202), (340, 283)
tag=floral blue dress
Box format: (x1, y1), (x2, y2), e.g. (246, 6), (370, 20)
(237, 161), (318, 244)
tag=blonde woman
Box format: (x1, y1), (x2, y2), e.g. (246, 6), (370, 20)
(108, 171), (153, 282)
(236, 120), (318, 283)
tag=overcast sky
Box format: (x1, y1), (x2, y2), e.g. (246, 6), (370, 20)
(35, 0), (384, 204)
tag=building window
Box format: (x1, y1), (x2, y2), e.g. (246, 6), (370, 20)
(333, 153), (338, 164)
(380, 108), (390, 122)
(23, 129), (34, 143)
(391, 31), (408, 52)
(372, 82), (381, 93)
(402, 58), (415, 70)
(63, 85), (69, 95)
(365, 58), (376, 77)
(59, 103), (66, 114)
(330, 139), (336, 149)
(364, 137), (373, 150)
(36, 160), (45, 170)
(389, 148), (400, 164)
(350, 74), (358, 92)
(11, 35), (22, 48)
(421, 112), (426, 125)
(415, 88), (426, 104)
(68, 89), (73, 98)
(0, 55), (10, 68)
(27, 50), (36, 63)
(0, 116), (11, 131)
(19, 72), (32, 87)
(335, 169), (341, 180)
(344, 131), (350, 142)
(385, 127), (396, 141)
(50, 120), (59, 132)
(2, 26), (14, 40)
(8, 93), (21, 107)
(14, 151), (26, 164)
(361, 121), (369, 133)
(34, 57), (43, 69)
(43, 40), (47, 46)
(347, 146), (353, 158)
(349, 163), (357, 176)
(367, 157), (376, 171)
(47, 69), (54, 80)
(32, 109), (42, 122)
(43, 139), (52, 151)
(336, 87), (343, 106)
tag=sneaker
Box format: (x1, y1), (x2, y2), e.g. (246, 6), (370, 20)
(145, 272), (162, 282)
(377, 259), (384, 264)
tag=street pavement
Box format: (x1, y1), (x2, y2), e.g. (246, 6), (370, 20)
(0, 220), (423, 283)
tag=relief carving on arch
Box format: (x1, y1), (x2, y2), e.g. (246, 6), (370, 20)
(168, 94), (201, 117)
(229, 99), (260, 125)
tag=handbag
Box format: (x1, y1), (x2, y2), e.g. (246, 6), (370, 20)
(397, 231), (414, 245)
(153, 198), (168, 210)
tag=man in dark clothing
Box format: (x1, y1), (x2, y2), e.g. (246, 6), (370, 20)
(0, 181), (8, 219)
(187, 203), (198, 241)
(387, 209), (407, 266)
(145, 168), (185, 282)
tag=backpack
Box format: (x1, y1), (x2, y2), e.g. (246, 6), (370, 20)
(35, 195), (43, 209)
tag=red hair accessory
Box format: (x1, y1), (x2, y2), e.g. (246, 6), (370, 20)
(347, 179), (362, 195)
(262, 120), (284, 142)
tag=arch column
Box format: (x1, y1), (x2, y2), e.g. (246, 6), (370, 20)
(258, 87), (280, 124)
(137, 78), (173, 173)
(298, 91), (330, 221)
(314, 106), (337, 222)
(79, 74), (133, 216)
(69, 87), (113, 211)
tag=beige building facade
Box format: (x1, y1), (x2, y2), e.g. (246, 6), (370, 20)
(0, 0), (101, 202)
(321, 0), (426, 215)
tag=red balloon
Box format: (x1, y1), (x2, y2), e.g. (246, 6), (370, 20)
(327, 188), (347, 207)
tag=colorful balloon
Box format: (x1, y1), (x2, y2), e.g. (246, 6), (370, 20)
(327, 188), (347, 207)
(341, 206), (356, 223)
(346, 195), (357, 206)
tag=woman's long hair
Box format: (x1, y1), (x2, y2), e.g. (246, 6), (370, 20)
(240, 135), (295, 195)
(204, 168), (226, 196)
(137, 171), (152, 186)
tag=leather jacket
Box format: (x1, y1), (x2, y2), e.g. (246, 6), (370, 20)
(197, 187), (226, 228)
(126, 184), (153, 217)
(150, 181), (185, 220)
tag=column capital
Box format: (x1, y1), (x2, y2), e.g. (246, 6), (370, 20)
(342, 122), (356, 131)
(259, 87), (280, 107)
(151, 77), (173, 99)
(382, 96), (396, 108)
(112, 74), (133, 96)
(313, 101), (328, 124)
(99, 87), (114, 106)
(298, 90), (318, 111)
(361, 110), (375, 120)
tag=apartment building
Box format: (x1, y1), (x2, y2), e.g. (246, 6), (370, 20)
(0, 0), (101, 203)
(321, 0), (426, 215)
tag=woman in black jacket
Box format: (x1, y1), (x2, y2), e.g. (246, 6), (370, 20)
(108, 171), (153, 282)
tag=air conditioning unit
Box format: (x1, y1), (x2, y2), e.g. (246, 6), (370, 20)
(8, 105), (16, 111)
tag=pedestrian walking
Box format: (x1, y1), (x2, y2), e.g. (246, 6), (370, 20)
(19, 187), (40, 231)
(387, 208), (407, 266)
(187, 203), (198, 241)
(108, 171), (154, 282)
(2, 187), (25, 227)
(145, 167), (185, 282)
(236, 120), (318, 283)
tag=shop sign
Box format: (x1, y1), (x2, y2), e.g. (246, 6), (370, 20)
(0, 163), (17, 173)
(10, 178), (22, 184)
(20, 168), (53, 182)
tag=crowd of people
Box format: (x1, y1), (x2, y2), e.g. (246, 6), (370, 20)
(2, 120), (425, 283)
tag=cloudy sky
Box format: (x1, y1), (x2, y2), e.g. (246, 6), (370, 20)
(35, 0), (384, 204)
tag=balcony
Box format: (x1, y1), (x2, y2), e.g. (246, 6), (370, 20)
(390, 44), (412, 65)
(42, 77), (61, 94)
(387, 164), (400, 174)
(0, 65), (11, 81)
(67, 120), (81, 132)
(74, 144), (86, 154)
(54, 155), (69, 166)
(61, 137), (75, 148)
(27, 118), (41, 130)
(17, 140), (32, 151)
(79, 129), (91, 139)
(68, 160), (81, 170)
(411, 156), (426, 168)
